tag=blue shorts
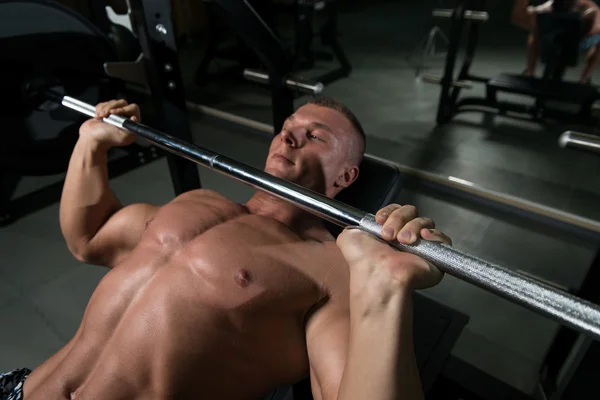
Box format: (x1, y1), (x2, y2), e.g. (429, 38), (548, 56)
(580, 33), (600, 52)
(0, 368), (31, 400)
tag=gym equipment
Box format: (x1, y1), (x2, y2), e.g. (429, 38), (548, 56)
(0, 0), (167, 226)
(537, 138), (600, 400)
(243, 68), (324, 95)
(559, 131), (600, 155)
(125, 0), (203, 195)
(196, 0), (350, 89)
(432, 8), (489, 21)
(1, 0), (123, 175)
(426, 0), (600, 125)
(52, 93), (600, 342)
(407, 25), (449, 77)
(289, 0), (351, 85)
(421, 74), (473, 89)
(408, 4), (488, 78)
(198, 0), (326, 134)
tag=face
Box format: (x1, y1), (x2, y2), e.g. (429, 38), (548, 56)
(264, 104), (361, 198)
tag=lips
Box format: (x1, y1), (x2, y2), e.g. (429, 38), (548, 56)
(273, 153), (295, 164)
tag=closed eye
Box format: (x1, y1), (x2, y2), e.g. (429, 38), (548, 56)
(307, 131), (326, 142)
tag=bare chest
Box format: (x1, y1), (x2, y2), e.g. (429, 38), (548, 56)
(122, 192), (341, 313)
(69, 193), (348, 396)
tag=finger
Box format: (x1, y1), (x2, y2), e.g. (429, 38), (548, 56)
(398, 217), (435, 244)
(99, 99), (128, 118)
(132, 103), (141, 121)
(420, 228), (452, 246)
(109, 103), (138, 118)
(381, 205), (418, 241)
(375, 204), (402, 224)
(103, 99), (128, 116)
(95, 102), (108, 118)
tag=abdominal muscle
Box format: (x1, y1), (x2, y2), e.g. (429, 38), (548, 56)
(23, 255), (312, 400)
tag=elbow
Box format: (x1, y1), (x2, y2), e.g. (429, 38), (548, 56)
(68, 241), (115, 268)
(69, 245), (90, 264)
(66, 239), (93, 264)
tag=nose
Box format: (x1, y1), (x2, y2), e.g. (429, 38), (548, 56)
(280, 128), (301, 148)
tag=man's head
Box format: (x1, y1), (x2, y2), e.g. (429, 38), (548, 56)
(264, 97), (366, 198)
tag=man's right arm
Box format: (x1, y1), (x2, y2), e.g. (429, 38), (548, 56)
(60, 100), (158, 268)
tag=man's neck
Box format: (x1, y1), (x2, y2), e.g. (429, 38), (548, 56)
(244, 191), (324, 234)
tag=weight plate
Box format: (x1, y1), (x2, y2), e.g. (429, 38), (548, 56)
(0, 0), (122, 176)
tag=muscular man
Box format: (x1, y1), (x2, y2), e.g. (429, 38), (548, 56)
(512, 0), (600, 82)
(0, 97), (450, 400)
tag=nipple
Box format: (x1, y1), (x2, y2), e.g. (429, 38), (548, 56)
(234, 269), (252, 288)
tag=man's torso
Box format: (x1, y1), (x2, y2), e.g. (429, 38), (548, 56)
(22, 190), (348, 400)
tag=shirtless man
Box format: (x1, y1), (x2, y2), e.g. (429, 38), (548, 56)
(512, 0), (600, 82)
(0, 97), (450, 400)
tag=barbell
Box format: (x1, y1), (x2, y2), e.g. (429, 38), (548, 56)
(559, 131), (600, 156)
(52, 92), (600, 341)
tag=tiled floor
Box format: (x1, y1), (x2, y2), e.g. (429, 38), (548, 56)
(2, 0), (600, 398)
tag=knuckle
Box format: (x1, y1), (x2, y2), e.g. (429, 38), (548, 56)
(403, 205), (418, 215)
(422, 217), (435, 227)
(379, 204), (399, 214)
(387, 211), (409, 226)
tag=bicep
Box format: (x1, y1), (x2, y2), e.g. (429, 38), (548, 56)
(306, 304), (350, 400)
(83, 202), (159, 267)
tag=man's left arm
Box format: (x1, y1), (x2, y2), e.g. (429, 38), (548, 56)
(306, 290), (423, 400)
(305, 302), (349, 400)
(306, 203), (450, 400)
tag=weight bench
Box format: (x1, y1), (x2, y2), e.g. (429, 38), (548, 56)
(261, 155), (470, 400)
(487, 73), (598, 105)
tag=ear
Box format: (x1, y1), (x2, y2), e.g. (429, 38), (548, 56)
(334, 165), (360, 189)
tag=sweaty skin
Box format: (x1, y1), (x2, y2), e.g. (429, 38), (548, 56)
(21, 101), (445, 400)
(24, 189), (345, 400)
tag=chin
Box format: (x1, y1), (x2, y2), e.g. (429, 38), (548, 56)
(265, 164), (293, 180)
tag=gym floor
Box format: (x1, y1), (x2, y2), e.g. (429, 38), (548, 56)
(2, 0), (600, 397)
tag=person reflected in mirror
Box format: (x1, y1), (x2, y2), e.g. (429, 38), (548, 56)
(513, 0), (600, 83)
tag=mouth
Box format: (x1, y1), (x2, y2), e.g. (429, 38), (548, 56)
(272, 154), (295, 165)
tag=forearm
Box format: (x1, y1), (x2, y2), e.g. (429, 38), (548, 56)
(338, 290), (422, 400)
(59, 137), (121, 255)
